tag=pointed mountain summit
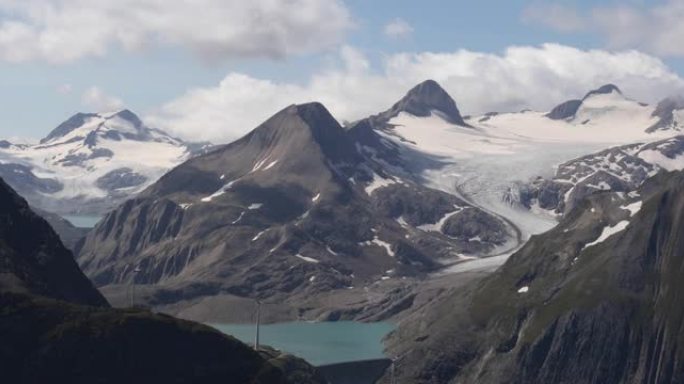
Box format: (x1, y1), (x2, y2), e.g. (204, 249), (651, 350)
(146, 102), (363, 200)
(368, 80), (469, 127)
(547, 84), (625, 120)
(243, 102), (361, 165)
(347, 80), (473, 167)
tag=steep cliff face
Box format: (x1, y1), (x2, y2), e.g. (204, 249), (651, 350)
(385, 171), (684, 384)
(0, 177), (106, 306)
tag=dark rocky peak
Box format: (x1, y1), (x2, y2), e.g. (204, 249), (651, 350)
(247, 102), (361, 164)
(583, 83), (622, 100)
(40, 112), (99, 144)
(389, 80), (468, 126)
(547, 84), (624, 120)
(0, 140), (11, 149)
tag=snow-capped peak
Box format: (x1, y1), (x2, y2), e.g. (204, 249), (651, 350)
(38, 109), (181, 149)
(0, 109), (201, 215)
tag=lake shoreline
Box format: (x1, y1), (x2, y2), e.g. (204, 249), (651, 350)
(210, 321), (395, 366)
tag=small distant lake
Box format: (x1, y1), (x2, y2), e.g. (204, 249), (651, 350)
(211, 321), (395, 366)
(61, 215), (103, 228)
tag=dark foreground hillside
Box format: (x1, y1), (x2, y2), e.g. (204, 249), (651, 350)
(0, 176), (324, 384)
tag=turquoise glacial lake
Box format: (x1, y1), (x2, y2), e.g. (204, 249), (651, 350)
(62, 215), (103, 228)
(211, 321), (395, 366)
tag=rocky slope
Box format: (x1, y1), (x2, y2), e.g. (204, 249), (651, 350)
(384, 170), (684, 384)
(520, 135), (684, 214)
(76, 99), (514, 319)
(0, 110), (210, 215)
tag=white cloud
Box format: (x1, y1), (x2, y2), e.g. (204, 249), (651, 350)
(146, 43), (684, 144)
(523, 1), (684, 57)
(81, 86), (124, 111)
(0, 0), (352, 63)
(383, 18), (414, 40)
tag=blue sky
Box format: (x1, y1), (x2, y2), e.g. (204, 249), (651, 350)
(1, 0), (683, 142)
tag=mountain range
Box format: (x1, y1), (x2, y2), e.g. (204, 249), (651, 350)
(4, 77), (684, 383)
(65, 79), (684, 325)
(75, 94), (516, 320)
(0, 109), (210, 215)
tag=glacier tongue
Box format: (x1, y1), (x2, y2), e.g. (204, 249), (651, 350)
(379, 95), (682, 265)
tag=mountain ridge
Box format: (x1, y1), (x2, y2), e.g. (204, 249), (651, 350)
(384, 170), (684, 384)
(0, 109), (210, 215)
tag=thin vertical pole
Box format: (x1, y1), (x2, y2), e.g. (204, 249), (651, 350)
(254, 300), (261, 351)
(391, 360), (395, 384)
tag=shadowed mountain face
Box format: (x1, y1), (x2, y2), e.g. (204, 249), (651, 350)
(0, 175), (324, 384)
(385, 170), (684, 384)
(0, 293), (308, 384)
(76, 101), (513, 313)
(0, 177), (106, 306)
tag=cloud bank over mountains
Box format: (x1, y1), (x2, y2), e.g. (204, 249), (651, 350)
(3, 0), (684, 145)
(147, 43), (684, 143)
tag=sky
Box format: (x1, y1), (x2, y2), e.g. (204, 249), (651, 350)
(2, 0), (684, 143)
